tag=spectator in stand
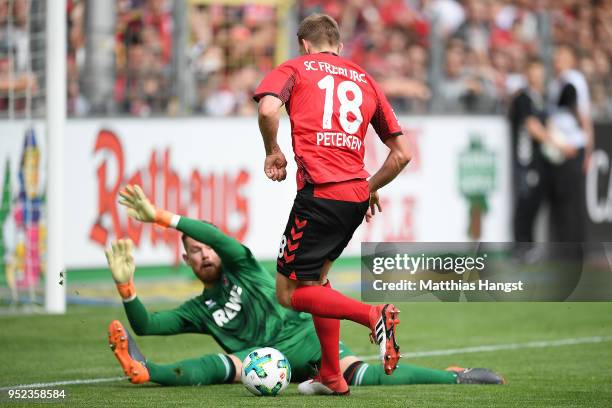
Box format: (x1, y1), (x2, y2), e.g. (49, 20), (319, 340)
(114, 0), (172, 116)
(299, 0), (611, 118)
(454, 0), (490, 57)
(187, 3), (274, 116)
(438, 42), (498, 113)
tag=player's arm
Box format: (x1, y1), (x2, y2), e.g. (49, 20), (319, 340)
(118, 184), (249, 266)
(368, 136), (412, 193)
(367, 142), (411, 222)
(258, 96), (282, 155)
(123, 297), (200, 336)
(175, 217), (249, 265)
(253, 63), (296, 182)
(367, 80), (412, 221)
(366, 136), (411, 222)
(105, 238), (199, 335)
(258, 95), (287, 182)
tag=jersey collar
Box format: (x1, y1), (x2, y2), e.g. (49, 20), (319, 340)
(318, 51), (338, 56)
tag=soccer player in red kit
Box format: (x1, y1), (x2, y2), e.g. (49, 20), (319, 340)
(254, 14), (412, 395)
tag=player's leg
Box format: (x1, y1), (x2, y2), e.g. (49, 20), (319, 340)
(270, 320), (329, 383)
(340, 356), (505, 386)
(108, 320), (241, 386)
(341, 356), (455, 386)
(281, 269), (395, 329)
(274, 185), (353, 393)
(275, 203), (351, 394)
(145, 353), (240, 386)
(277, 238), (401, 376)
(277, 260), (341, 383)
(306, 273), (342, 389)
(146, 354), (239, 386)
(276, 264), (348, 394)
(299, 340), (456, 393)
(276, 184), (400, 390)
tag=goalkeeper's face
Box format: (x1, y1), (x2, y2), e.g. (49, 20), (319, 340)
(182, 236), (222, 284)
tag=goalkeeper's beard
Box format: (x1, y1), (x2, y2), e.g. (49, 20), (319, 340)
(193, 262), (221, 285)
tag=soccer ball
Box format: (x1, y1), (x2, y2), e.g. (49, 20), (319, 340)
(241, 347), (291, 396)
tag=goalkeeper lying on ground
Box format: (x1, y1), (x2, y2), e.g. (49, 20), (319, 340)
(106, 184), (504, 387)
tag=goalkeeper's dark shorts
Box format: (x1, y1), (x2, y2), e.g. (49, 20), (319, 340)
(276, 180), (369, 281)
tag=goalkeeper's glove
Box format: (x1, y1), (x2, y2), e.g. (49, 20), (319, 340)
(105, 239), (137, 301)
(118, 184), (179, 228)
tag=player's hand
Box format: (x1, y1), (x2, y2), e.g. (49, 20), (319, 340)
(118, 184), (156, 223)
(365, 191), (382, 223)
(105, 239), (135, 284)
(264, 149), (288, 182)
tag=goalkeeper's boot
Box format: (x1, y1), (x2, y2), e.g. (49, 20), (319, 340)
(368, 304), (401, 375)
(108, 320), (149, 384)
(297, 374), (350, 396)
(446, 366), (506, 384)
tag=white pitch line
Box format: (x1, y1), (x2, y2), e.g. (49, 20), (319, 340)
(2, 336), (611, 390)
(0, 376), (126, 391)
(360, 335), (612, 361)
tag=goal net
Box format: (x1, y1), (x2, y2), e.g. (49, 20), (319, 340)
(0, 0), (48, 311)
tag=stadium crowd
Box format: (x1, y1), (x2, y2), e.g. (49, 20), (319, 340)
(0, 0), (40, 116)
(301, 0), (612, 117)
(1, 0), (611, 118)
(188, 2), (276, 116)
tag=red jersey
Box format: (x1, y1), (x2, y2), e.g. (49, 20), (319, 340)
(254, 52), (402, 191)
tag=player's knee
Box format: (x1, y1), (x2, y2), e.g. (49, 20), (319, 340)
(275, 272), (298, 308)
(276, 291), (292, 309)
(275, 285), (293, 309)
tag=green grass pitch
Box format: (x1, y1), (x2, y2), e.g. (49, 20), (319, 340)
(1, 302), (611, 407)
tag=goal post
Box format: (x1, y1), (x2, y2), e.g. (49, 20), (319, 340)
(44, 0), (66, 313)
